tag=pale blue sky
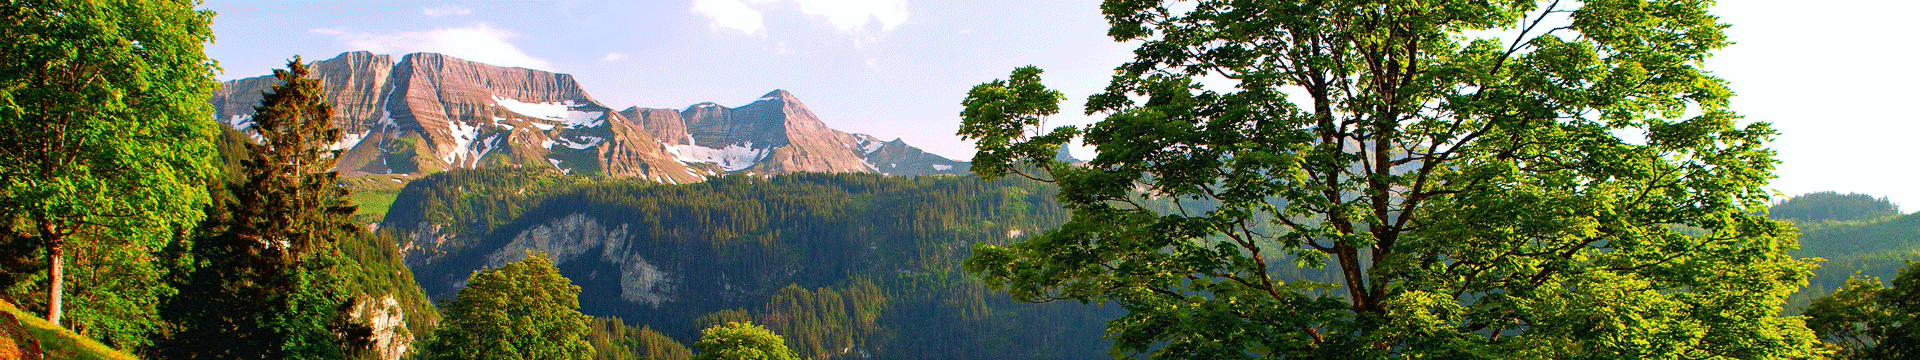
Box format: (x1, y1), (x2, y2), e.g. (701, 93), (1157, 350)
(201, 0), (1920, 209)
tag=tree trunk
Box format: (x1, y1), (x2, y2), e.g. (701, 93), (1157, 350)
(46, 236), (63, 326)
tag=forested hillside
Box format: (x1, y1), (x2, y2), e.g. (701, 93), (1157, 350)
(384, 170), (1117, 359)
(1773, 192), (1920, 309)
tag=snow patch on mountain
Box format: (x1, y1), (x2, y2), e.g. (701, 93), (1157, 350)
(474, 135), (501, 162)
(546, 157), (571, 174)
(667, 135), (768, 172)
(557, 135), (604, 150)
(225, 114), (266, 142)
(332, 131), (367, 151)
(932, 164), (952, 171)
(376, 108), (398, 129)
(442, 121), (481, 165)
(854, 135), (885, 154)
(492, 95), (605, 128)
(228, 114), (255, 129)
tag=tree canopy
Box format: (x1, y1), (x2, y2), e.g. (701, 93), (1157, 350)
(0, 0), (218, 348)
(961, 0), (1817, 358)
(692, 322), (798, 360)
(424, 252), (594, 360)
(1804, 261), (1919, 360)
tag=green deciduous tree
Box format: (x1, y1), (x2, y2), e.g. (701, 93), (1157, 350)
(693, 322), (797, 360)
(424, 252), (593, 360)
(961, 0), (1818, 358)
(160, 57), (372, 360)
(1805, 261), (1919, 360)
(0, 0), (218, 336)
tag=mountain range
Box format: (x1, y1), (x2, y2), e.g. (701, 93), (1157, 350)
(209, 51), (968, 181)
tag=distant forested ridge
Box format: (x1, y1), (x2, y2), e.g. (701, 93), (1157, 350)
(1771, 192), (1920, 310)
(384, 169), (1117, 359)
(1772, 191), (1902, 224)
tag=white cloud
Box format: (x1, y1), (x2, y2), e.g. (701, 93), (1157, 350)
(689, 0), (910, 43)
(792, 0), (908, 34)
(692, 0), (765, 36)
(602, 52), (627, 62)
(309, 23), (552, 70)
(423, 4), (472, 17)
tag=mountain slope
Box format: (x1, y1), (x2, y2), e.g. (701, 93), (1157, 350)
(212, 51), (966, 181)
(1768, 193), (1920, 310)
(384, 170), (1112, 360)
(1, 299), (139, 360)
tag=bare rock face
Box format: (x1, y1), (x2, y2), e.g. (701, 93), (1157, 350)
(350, 295), (409, 360)
(629, 90), (967, 176)
(488, 214), (677, 308)
(210, 50), (396, 161)
(213, 51), (964, 180)
(865, 137), (971, 176)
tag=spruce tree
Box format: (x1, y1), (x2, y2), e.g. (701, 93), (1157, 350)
(160, 57), (371, 360)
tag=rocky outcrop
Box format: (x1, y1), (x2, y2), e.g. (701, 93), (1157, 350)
(398, 221), (453, 265)
(213, 51), (965, 180)
(350, 295), (409, 360)
(486, 214), (677, 308)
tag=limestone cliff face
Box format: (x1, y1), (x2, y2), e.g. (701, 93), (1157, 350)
(213, 51), (964, 180)
(484, 214), (677, 308)
(350, 295), (409, 360)
(398, 221), (453, 265)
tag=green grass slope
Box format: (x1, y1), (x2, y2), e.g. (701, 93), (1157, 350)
(0, 298), (139, 360)
(342, 173), (421, 224)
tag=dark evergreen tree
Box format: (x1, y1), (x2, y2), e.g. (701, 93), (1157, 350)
(159, 57), (371, 360)
(587, 316), (694, 360)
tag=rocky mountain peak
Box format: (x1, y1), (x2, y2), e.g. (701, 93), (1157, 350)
(212, 51), (968, 180)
